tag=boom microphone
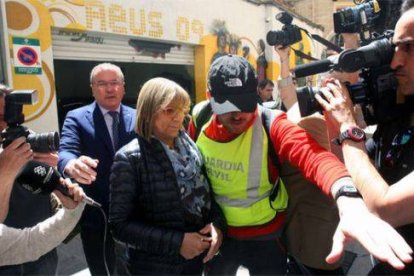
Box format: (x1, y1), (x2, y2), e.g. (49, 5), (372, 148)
(293, 59), (334, 78)
(16, 161), (101, 207)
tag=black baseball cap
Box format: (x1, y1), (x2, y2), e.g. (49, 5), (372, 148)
(208, 55), (258, 115)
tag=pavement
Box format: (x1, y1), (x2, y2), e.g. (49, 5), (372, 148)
(56, 235), (372, 275)
(56, 235), (90, 276)
(345, 241), (373, 275)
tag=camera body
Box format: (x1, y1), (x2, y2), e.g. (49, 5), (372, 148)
(297, 66), (398, 125)
(333, 0), (381, 40)
(296, 31), (401, 125)
(266, 12), (302, 47)
(1, 90), (59, 152)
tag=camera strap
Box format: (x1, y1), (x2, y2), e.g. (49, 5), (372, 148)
(310, 34), (343, 53)
(291, 27), (344, 61)
(290, 48), (319, 61)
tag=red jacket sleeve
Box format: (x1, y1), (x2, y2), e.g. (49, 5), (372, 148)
(271, 112), (350, 196)
(187, 118), (197, 141)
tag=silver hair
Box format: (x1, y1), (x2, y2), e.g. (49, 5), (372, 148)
(89, 63), (124, 84)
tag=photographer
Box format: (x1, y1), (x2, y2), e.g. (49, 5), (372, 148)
(0, 84), (61, 274)
(316, 4), (414, 274)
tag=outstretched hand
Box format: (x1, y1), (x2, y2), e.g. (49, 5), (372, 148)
(65, 155), (98, 184)
(327, 198), (413, 270)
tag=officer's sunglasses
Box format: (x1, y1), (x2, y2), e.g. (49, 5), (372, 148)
(384, 127), (414, 167)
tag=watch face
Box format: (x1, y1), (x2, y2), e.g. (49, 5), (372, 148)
(343, 185), (358, 193)
(337, 127), (366, 145)
(349, 127), (366, 141)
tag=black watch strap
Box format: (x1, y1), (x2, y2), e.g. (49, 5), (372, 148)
(334, 185), (363, 201)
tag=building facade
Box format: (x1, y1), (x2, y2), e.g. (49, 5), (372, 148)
(0, 0), (324, 133)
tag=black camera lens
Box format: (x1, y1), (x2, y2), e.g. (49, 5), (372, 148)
(333, 6), (363, 34)
(266, 26), (302, 47)
(296, 86), (323, 117)
(27, 131), (59, 153)
(266, 30), (285, 46)
(338, 37), (394, 72)
(296, 84), (370, 118)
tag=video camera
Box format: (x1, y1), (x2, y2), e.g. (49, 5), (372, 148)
(266, 12), (302, 47)
(334, 0), (382, 41)
(1, 90), (59, 152)
(295, 31), (401, 125)
(334, 0), (402, 43)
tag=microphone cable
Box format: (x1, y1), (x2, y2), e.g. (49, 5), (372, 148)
(96, 206), (111, 276)
(67, 182), (110, 276)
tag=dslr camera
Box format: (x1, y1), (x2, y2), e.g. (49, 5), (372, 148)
(296, 31), (400, 125)
(266, 12), (302, 47)
(1, 90), (59, 152)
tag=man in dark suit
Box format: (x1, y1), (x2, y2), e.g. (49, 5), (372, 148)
(58, 63), (136, 275)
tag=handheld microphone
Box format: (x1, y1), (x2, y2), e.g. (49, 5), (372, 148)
(16, 161), (101, 208)
(293, 59), (334, 78)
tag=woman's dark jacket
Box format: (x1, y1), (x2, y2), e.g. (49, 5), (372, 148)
(109, 136), (226, 274)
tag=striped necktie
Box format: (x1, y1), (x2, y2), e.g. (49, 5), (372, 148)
(108, 111), (119, 151)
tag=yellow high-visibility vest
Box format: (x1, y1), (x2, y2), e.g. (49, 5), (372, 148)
(197, 114), (288, 227)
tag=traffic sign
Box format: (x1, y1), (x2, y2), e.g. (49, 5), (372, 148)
(13, 37), (42, 75)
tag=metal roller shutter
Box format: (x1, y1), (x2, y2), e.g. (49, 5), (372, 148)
(51, 28), (194, 65)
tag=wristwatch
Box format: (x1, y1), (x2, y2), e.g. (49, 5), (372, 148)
(334, 185), (363, 201)
(277, 75), (293, 89)
(333, 126), (366, 145)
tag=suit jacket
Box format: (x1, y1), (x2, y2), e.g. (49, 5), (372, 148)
(58, 102), (136, 226)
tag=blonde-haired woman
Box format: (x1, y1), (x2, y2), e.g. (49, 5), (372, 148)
(109, 77), (225, 275)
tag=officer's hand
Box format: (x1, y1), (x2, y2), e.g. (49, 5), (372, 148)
(327, 197), (413, 270)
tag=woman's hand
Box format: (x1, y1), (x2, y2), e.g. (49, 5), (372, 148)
(179, 232), (211, 260)
(199, 223), (223, 263)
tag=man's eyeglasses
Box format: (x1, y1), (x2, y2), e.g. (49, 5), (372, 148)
(160, 106), (189, 118)
(93, 80), (123, 89)
(384, 127), (414, 167)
